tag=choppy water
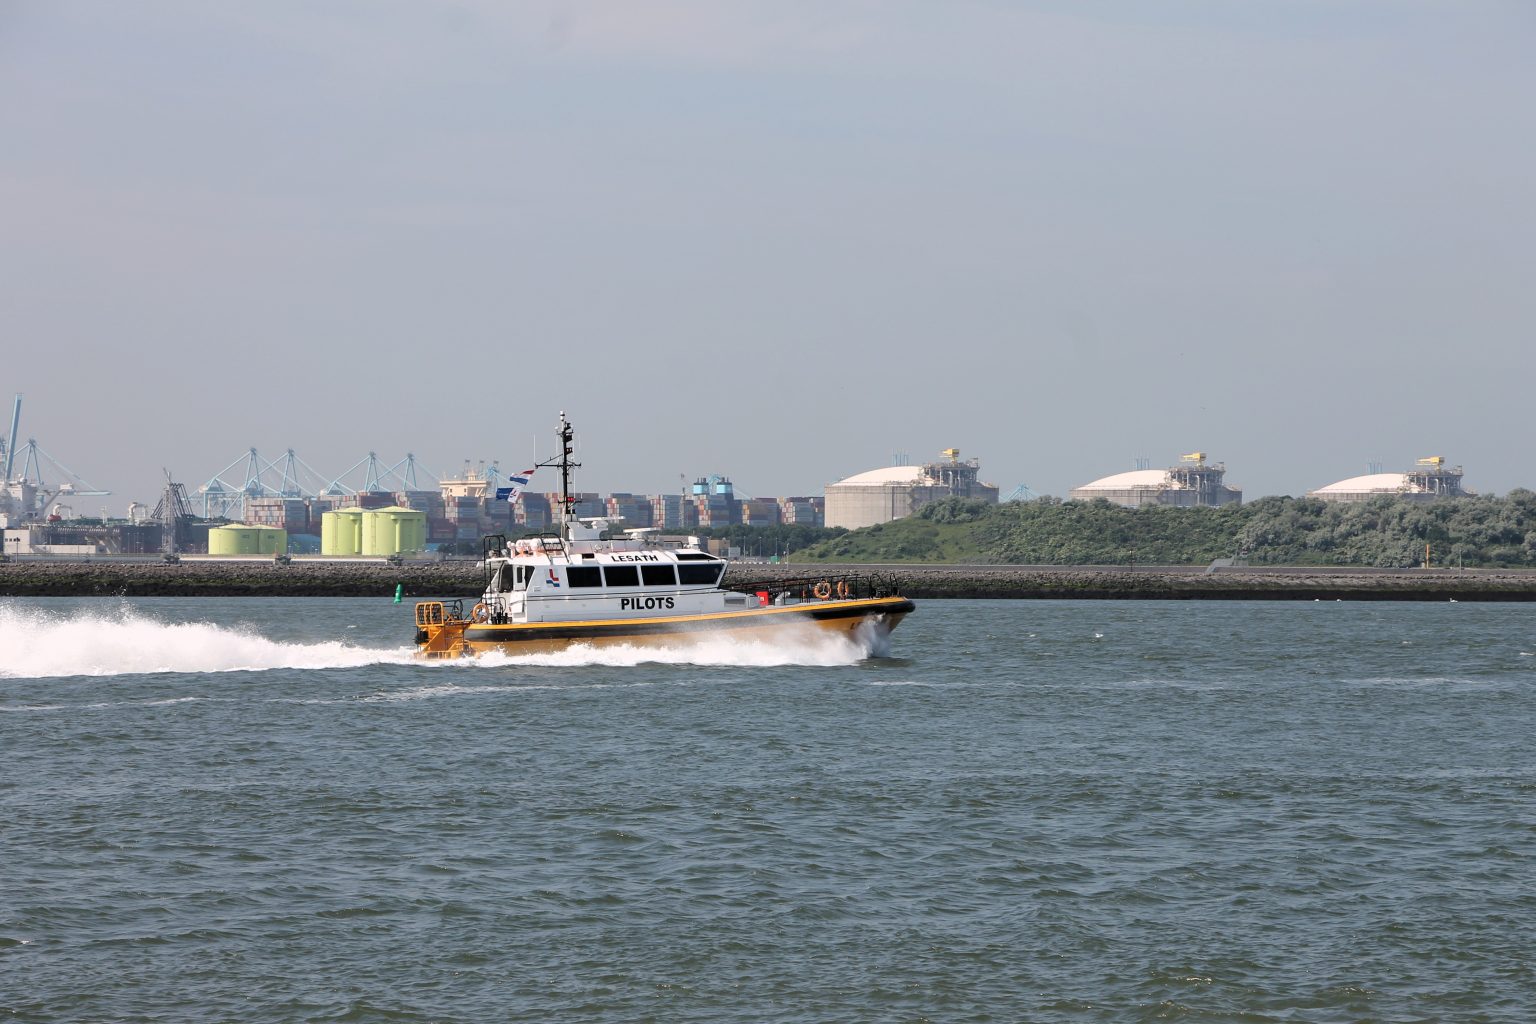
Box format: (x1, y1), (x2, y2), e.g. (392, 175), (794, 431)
(2, 597), (1533, 1022)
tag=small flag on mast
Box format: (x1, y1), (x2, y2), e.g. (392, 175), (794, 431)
(494, 468), (536, 504)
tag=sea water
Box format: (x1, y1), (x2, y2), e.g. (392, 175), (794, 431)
(2, 597), (1533, 1022)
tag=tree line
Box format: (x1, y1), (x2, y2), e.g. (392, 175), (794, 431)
(789, 492), (1536, 567)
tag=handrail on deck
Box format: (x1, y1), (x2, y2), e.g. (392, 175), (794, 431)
(725, 571), (904, 600)
(415, 599), (465, 625)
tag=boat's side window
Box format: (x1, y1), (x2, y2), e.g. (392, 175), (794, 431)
(602, 565), (640, 587)
(641, 564), (677, 587)
(514, 564), (530, 590)
(496, 564), (514, 592)
(677, 564), (723, 586)
(566, 566), (603, 588)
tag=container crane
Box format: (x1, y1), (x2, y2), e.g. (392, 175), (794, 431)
(7, 437), (110, 519)
(3, 393), (20, 483)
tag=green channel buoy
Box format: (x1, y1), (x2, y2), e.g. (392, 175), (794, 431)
(393, 583), (403, 604)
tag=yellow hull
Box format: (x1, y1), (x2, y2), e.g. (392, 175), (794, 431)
(415, 596), (914, 659)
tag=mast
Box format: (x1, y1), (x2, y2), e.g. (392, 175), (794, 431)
(537, 411), (580, 536)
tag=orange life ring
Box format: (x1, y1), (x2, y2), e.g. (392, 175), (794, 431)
(812, 581), (832, 600)
(471, 602), (489, 623)
(835, 580), (851, 599)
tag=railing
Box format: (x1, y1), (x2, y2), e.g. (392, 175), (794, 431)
(415, 599), (466, 626)
(536, 530), (568, 561)
(724, 572), (904, 602)
(484, 531), (569, 563)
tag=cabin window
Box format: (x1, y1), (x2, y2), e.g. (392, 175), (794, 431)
(602, 565), (640, 587)
(565, 566), (603, 588)
(641, 564), (677, 587)
(677, 564), (723, 586)
(496, 564), (514, 592)
(676, 552), (717, 561)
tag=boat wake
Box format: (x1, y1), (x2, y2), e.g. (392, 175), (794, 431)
(0, 604), (416, 679)
(467, 625), (874, 669)
(0, 605), (879, 680)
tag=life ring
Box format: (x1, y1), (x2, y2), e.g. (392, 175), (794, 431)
(835, 580), (851, 599)
(812, 580), (832, 600)
(471, 602), (490, 623)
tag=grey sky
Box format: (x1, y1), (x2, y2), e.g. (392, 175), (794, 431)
(3, 0), (1532, 510)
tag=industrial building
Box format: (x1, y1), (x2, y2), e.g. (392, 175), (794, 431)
(1308, 457), (1470, 503)
(1070, 453), (1242, 508)
(3, 521), (165, 557)
(825, 450), (999, 530)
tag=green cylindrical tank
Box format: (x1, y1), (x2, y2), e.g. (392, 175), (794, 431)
(320, 511), (336, 554)
(397, 506), (426, 555)
(208, 525), (286, 556)
(321, 508), (364, 556)
(254, 527), (286, 555)
(362, 506), (428, 557)
(209, 525), (258, 556)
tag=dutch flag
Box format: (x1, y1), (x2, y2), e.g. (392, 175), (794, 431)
(495, 468), (537, 505)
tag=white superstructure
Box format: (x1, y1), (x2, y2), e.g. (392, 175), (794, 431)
(474, 518), (731, 625)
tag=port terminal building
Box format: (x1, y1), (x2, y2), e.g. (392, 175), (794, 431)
(1070, 453), (1242, 509)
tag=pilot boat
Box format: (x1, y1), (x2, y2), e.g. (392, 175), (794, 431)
(413, 413), (914, 658)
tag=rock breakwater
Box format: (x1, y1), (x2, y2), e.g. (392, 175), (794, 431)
(3, 559), (1536, 600)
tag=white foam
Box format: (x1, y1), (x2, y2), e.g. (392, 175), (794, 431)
(1345, 675), (1506, 690)
(464, 624), (872, 668)
(357, 683), (521, 703)
(339, 680), (654, 704)
(0, 603), (877, 681)
(0, 603), (415, 679)
(2, 695), (216, 713)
